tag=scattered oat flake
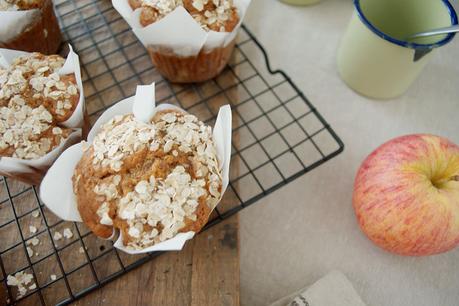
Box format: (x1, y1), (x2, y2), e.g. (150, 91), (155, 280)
(50, 274), (57, 281)
(53, 231), (62, 241)
(27, 237), (40, 246)
(63, 228), (73, 239)
(29, 225), (37, 233)
(6, 271), (35, 299)
(26, 247), (34, 257)
(79, 246), (84, 253)
(31, 210), (40, 218)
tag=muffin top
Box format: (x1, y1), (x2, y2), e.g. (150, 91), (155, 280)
(73, 110), (222, 250)
(0, 0), (44, 10)
(0, 52), (80, 159)
(129, 0), (239, 32)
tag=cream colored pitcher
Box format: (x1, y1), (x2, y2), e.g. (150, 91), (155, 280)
(338, 0), (458, 99)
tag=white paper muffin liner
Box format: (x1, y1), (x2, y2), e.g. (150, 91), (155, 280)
(40, 83), (232, 254)
(0, 8), (40, 43)
(112, 0), (252, 56)
(0, 45), (86, 185)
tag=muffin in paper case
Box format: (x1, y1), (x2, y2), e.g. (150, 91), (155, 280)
(0, 45), (86, 185)
(40, 83), (232, 254)
(112, 0), (251, 83)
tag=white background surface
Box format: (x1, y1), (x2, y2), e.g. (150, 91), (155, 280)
(240, 1), (459, 305)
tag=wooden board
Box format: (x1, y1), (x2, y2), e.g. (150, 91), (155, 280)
(0, 178), (239, 306)
(72, 215), (239, 306)
(0, 160), (240, 306)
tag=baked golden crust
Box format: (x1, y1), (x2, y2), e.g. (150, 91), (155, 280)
(15, 0), (44, 9)
(130, 0), (240, 32)
(73, 110), (222, 250)
(139, 6), (161, 27)
(0, 52), (80, 159)
(182, 0), (214, 14)
(128, 0), (142, 9)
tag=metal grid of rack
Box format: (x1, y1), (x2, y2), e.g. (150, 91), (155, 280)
(0, 0), (344, 305)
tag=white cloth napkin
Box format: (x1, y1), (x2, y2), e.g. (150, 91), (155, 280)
(270, 271), (366, 306)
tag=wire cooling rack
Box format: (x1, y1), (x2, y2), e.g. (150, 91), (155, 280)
(0, 0), (344, 305)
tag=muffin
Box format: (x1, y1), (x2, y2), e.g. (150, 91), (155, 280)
(0, 0), (62, 54)
(0, 52), (80, 183)
(73, 110), (223, 250)
(127, 0), (240, 83)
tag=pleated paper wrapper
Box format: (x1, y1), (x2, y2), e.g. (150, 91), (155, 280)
(40, 83), (232, 254)
(112, 0), (251, 82)
(0, 46), (85, 185)
(0, 0), (62, 54)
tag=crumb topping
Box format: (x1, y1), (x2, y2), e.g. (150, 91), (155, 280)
(133, 0), (239, 32)
(92, 115), (158, 171)
(0, 53), (79, 159)
(118, 164), (208, 246)
(97, 202), (113, 225)
(142, 0), (179, 16)
(86, 111), (222, 250)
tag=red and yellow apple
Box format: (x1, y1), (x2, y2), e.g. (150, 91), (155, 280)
(353, 134), (459, 256)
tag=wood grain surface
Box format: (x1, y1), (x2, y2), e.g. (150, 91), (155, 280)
(0, 177), (239, 306)
(72, 215), (240, 306)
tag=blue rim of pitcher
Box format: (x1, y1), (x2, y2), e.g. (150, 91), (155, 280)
(354, 0), (458, 49)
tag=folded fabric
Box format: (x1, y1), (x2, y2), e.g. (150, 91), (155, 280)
(270, 270), (366, 306)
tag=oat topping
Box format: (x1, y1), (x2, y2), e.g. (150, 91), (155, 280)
(118, 165), (208, 247)
(86, 111), (222, 250)
(135, 0), (238, 32)
(6, 271), (35, 299)
(189, 0), (236, 31)
(0, 0), (18, 10)
(92, 114), (157, 171)
(142, 0), (181, 16)
(31, 210), (40, 218)
(0, 101), (56, 159)
(96, 202), (113, 225)
(50, 274), (57, 281)
(0, 53), (79, 159)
